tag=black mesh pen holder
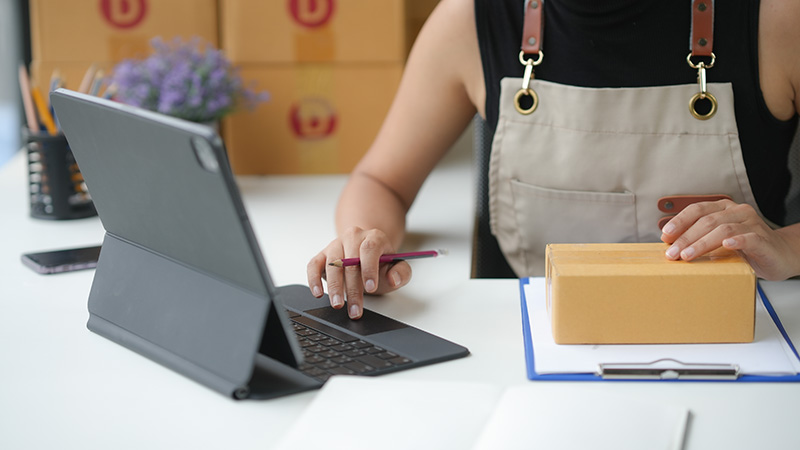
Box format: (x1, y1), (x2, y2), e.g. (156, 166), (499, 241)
(23, 128), (97, 220)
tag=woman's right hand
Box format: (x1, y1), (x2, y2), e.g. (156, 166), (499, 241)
(307, 226), (412, 320)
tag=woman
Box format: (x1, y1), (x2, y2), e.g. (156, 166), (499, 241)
(307, 0), (800, 319)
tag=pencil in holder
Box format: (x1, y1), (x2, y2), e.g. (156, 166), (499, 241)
(22, 128), (97, 220)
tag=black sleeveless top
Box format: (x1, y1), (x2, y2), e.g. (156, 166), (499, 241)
(475, 0), (798, 225)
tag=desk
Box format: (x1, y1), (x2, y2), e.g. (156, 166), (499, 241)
(1, 148), (799, 450)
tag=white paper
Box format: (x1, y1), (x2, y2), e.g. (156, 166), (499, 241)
(275, 376), (503, 450)
(277, 377), (689, 450)
(473, 386), (689, 450)
(524, 278), (800, 376)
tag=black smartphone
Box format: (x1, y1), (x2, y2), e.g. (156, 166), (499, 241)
(21, 245), (102, 274)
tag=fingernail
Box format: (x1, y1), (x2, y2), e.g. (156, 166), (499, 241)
(681, 247), (695, 259)
(662, 223), (676, 235)
(349, 304), (361, 319)
(391, 271), (401, 287)
(723, 238), (736, 247)
(666, 245), (680, 259)
(365, 279), (376, 292)
(312, 285), (322, 297)
(331, 294), (343, 308)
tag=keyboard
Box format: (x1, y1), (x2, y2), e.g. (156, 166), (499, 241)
(287, 311), (412, 382)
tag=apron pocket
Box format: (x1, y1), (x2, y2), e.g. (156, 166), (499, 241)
(509, 179), (639, 257)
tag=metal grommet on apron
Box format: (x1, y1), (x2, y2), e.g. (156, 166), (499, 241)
(514, 0), (544, 115)
(687, 0), (717, 120)
(488, 0), (771, 276)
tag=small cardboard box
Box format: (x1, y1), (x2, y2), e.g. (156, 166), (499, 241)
(545, 243), (756, 345)
(30, 0), (218, 62)
(221, 63), (402, 174)
(221, 0), (439, 63)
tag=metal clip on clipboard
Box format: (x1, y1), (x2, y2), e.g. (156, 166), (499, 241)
(598, 358), (740, 380)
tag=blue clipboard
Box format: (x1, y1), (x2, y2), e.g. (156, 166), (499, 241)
(519, 278), (800, 382)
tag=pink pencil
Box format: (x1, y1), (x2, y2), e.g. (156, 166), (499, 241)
(328, 249), (447, 268)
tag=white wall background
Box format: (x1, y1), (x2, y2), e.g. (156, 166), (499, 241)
(0, 0), (23, 167)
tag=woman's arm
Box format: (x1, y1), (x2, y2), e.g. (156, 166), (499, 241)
(307, 0), (485, 318)
(660, 0), (800, 281)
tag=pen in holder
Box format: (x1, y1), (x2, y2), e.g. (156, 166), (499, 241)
(22, 128), (96, 220)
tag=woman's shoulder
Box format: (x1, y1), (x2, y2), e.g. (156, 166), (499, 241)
(759, 0), (800, 120)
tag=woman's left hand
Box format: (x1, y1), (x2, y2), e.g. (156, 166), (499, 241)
(660, 199), (800, 280)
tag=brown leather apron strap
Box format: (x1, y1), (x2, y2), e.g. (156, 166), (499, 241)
(521, 0), (544, 55)
(515, 1), (545, 115)
(690, 0), (714, 57)
(520, 1), (714, 61)
(656, 194), (731, 230)
(658, 194), (731, 213)
(520, 2), (714, 59)
(687, 0), (717, 120)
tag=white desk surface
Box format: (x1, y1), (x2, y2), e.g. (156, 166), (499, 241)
(1, 148), (799, 450)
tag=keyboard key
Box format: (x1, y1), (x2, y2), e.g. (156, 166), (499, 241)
(344, 360), (375, 373)
(317, 361), (339, 370)
(356, 354), (394, 369)
(331, 343), (353, 352)
(326, 366), (357, 376)
(389, 356), (412, 366)
(315, 373), (332, 382)
(331, 355), (353, 364)
(292, 316), (359, 343)
(304, 354), (326, 364)
(318, 350), (339, 359)
(352, 340), (372, 349)
(343, 349), (366, 358)
(366, 346), (384, 354)
(376, 351), (398, 360)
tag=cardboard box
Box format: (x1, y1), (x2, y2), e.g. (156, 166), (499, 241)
(545, 243), (756, 345)
(222, 63), (402, 174)
(221, 0), (439, 63)
(30, 0), (218, 62)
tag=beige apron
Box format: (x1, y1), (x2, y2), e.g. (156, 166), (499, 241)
(488, 77), (769, 276)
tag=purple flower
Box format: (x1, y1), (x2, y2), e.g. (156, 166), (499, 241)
(111, 37), (269, 122)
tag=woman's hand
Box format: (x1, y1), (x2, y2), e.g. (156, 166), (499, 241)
(307, 226), (412, 319)
(660, 199), (800, 280)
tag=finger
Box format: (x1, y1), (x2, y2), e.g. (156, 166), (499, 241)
(339, 232), (367, 319)
(306, 252), (327, 298)
(673, 222), (748, 261)
(373, 261), (413, 295)
(358, 235), (394, 294)
(662, 202), (752, 260)
(660, 200), (733, 243)
(323, 245), (347, 310)
(344, 265), (364, 319)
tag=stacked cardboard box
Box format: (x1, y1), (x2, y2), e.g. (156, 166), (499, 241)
(221, 0), (438, 174)
(29, 0), (438, 174)
(29, 0), (218, 98)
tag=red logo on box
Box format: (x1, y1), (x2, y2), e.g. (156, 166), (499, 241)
(289, 99), (338, 139)
(288, 0), (335, 28)
(100, 0), (148, 29)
